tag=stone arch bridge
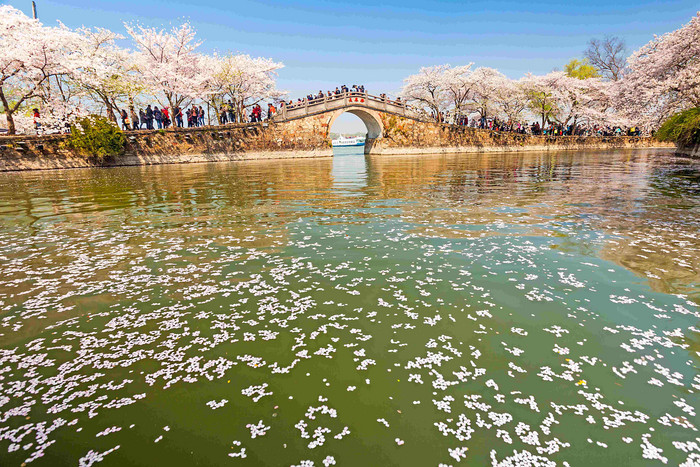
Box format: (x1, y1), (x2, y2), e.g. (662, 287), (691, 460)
(273, 92), (429, 154)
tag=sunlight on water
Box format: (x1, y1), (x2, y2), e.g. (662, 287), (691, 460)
(0, 149), (698, 466)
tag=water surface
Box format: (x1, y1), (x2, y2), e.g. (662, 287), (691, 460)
(0, 148), (698, 466)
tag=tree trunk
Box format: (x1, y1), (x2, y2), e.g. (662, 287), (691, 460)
(0, 87), (16, 135)
(541, 106), (546, 130)
(105, 101), (117, 123)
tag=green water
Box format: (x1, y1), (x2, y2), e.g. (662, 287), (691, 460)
(0, 148), (698, 466)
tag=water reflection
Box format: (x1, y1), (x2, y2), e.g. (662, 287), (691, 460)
(0, 148), (698, 466)
(1, 149), (697, 298)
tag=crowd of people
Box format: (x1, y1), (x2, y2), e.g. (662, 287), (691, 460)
(104, 89), (643, 137)
(217, 102), (273, 124)
(105, 85), (416, 132)
(117, 101), (281, 131)
(284, 85), (367, 108)
(117, 86), (375, 131)
(445, 113), (643, 137)
(120, 105), (182, 131)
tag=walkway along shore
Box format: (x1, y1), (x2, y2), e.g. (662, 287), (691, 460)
(0, 121), (676, 172)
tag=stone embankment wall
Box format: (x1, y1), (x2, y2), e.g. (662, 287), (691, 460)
(374, 114), (675, 155)
(0, 113), (676, 172)
(0, 120), (332, 172)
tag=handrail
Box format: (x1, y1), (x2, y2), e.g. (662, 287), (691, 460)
(281, 92), (407, 112)
(275, 91), (426, 123)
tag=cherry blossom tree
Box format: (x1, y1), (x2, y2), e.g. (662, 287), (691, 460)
(542, 72), (585, 127)
(125, 21), (207, 113)
(0, 5), (76, 134)
(441, 64), (474, 119)
(1, 8), (287, 134)
(68, 27), (140, 122)
(622, 12), (700, 127)
(400, 65), (451, 121)
(203, 54), (285, 122)
(401, 65), (528, 125)
(467, 67), (509, 120)
(565, 77), (616, 127)
(493, 78), (528, 123)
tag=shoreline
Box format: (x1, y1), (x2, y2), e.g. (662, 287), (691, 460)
(370, 144), (675, 157)
(0, 145), (679, 173)
(0, 124), (677, 172)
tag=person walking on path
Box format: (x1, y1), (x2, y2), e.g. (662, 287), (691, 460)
(139, 109), (146, 129)
(145, 105), (154, 130)
(154, 107), (162, 129)
(130, 109), (139, 131)
(120, 109), (129, 131)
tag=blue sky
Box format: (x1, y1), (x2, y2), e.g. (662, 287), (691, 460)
(6, 0), (698, 132)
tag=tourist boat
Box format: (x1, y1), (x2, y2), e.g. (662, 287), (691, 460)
(332, 135), (365, 147)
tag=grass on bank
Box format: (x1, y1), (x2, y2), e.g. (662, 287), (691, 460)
(656, 108), (700, 147)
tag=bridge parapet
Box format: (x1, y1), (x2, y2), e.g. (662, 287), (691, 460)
(274, 92), (426, 123)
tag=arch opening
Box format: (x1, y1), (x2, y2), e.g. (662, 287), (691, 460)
(330, 112), (367, 139)
(327, 107), (383, 154)
(344, 109), (382, 140)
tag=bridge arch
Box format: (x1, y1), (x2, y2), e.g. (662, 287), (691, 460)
(327, 107), (383, 140)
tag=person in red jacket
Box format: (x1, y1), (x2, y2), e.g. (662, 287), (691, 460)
(162, 107), (170, 128)
(33, 108), (41, 132)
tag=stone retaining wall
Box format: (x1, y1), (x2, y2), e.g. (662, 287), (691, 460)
(0, 115), (676, 172)
(374, 114), (674, 155)
(0, 121), (332, 171)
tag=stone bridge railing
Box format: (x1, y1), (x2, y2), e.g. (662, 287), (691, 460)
(274, 92), (427, 122)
